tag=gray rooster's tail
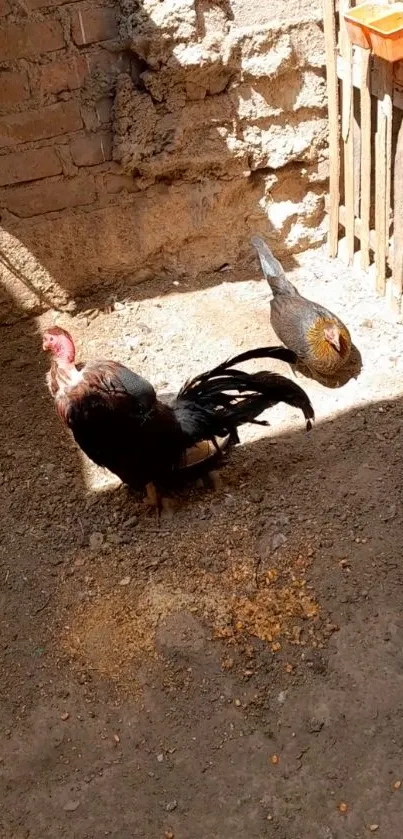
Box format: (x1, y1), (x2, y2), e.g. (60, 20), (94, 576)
(251, 235), (298, 297)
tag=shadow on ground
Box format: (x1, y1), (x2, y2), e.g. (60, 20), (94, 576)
(1, 342), (403, 838)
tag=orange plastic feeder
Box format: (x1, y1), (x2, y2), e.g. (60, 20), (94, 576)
(366, 8), (403, 61)
(344, 2), (403, 61)
(343, 3), (386, 48)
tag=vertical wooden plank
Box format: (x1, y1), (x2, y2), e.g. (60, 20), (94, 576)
(375, 59), (392, 295)
(360, 49), (371, 271)
(385, 63), (393, 260)
(353, 87), (361, 227)
(375, 107), (387, 294)
(339, 0), (355, 264)
(391, 114), (403, 315)
(323, 0), (340, 258)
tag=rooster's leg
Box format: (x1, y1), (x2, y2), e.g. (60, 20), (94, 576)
(203, 469), (221, 492)
(211, 436), (224, 457)
(160, 496), (174, 519)
(146, 481), (159, 507)
(145, 482), (173, 523)
(145, 482), (162, 522)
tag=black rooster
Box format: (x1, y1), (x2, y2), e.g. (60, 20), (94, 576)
(43, 327), (314, 514)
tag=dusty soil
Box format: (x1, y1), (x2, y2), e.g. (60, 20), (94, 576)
(1, 246), (403, 839)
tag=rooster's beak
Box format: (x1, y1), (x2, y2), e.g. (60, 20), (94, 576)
(324, 326), (340, 353)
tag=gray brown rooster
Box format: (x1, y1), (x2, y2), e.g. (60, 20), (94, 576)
(252, 236), (352, 377)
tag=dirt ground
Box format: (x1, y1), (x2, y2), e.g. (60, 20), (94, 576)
(1, 246), (403, 839)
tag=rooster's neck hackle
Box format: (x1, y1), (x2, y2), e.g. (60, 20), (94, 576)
(47, 357), (82, 401)
(307, 317), (350, 360)
(57, 335), (76, 364)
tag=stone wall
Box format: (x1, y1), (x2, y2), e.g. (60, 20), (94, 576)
(0, 0), (328, 322)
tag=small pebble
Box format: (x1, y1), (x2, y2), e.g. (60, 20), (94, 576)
(89, 532), (104, 551)
(60, 712), (70, 721)
(64, 800), (80, 812)
(307, 717), (324, 733)
(234, 699), (242, 707)
(369, 826), (379, 833)
(108, 533), (124, 545)
(166, 801), (177, 812)
(272, 533), (287, 552)
(119, 576), (131, 586)
(157, 753), (164, 762)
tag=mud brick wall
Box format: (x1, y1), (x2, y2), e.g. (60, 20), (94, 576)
(0, 0), (328, 322)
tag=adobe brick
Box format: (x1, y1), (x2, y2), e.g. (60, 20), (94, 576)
(57, 144), (78, 176)
(0, 0), (10, 17)
(103, 172), (138, 194)
(0, 173), (96, 216)
(96, 96), (113, 125)
(71, 5), (118, 46)
(81, 104), (99, 132)
(39, 56), (87, 95)
(1, 71), (29, 106)
(70, 132), (112, 166)
(0, 102), (82, 148)
(86, 50), (130, 76)
(27, 0), (81, 9)
(0, 19), (64, 61)
(0, 147), (62, 186)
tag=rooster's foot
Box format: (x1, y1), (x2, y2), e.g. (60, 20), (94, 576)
(202, 470), (222, 492)
(145, 483), (174, 523)
(160, 497), (174, 519)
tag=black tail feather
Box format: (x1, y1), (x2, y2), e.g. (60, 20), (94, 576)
(217, 344), (298, 368)
(177, 345), (297, 398)
(174, 364), (315, 444)
(251, 371), (315, 430)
